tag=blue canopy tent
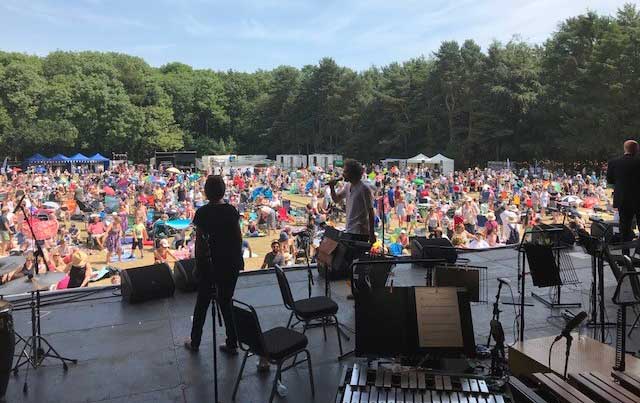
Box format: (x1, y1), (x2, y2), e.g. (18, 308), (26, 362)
(48, 154), (70, 165)
(88, 153), (110, 169)
(68, 153), (90, 163)
(24, 153), (49, 166)
(24, 153), (50, 171)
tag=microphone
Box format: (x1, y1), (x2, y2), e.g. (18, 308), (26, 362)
(13, 193), (26, 214)
(497, 277), (511, 285)
(554, 311), (587, 341)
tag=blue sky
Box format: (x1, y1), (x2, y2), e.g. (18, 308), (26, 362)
(0, 0), (630, 72)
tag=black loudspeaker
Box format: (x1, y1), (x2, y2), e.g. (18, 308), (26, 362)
(120, 263), (175, 303)
(410, 237), (458, 267)
(174, 258), (197, 292)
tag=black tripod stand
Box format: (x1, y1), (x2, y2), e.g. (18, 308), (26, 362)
(12, 196), (77, 393)
(210, 286), (224, 403)
(13, 289), (77, 393)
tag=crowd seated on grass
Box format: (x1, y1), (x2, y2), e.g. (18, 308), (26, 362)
(0, 159), (616, 290)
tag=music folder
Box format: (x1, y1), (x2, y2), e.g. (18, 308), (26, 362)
(355, 286), (475, 358)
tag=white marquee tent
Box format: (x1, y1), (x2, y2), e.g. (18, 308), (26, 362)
(406, 153), (454, 174)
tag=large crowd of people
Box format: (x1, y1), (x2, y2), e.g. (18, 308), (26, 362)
(0, 157), (615, 291)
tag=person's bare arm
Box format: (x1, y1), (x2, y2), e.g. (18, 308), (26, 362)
(329, 181), (346, 204)
(81, 263), (92, 287)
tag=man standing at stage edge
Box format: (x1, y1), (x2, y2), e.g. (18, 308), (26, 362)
(184, 175), (244, 354)
(607, 140), (640, 248)
(330, 159), (376, 245)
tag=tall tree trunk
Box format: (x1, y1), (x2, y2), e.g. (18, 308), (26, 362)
(445, 92), (456, 143)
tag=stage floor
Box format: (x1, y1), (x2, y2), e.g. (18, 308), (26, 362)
(4, 246), (638, 403)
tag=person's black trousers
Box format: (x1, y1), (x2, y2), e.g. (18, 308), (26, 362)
(618, 206), (640, 254)
(190, 272), (239, 348)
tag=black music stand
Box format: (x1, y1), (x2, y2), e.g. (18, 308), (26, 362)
(612, 258), (640, 372)
(577, 227), (611, 342)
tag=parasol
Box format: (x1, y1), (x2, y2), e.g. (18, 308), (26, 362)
(102, 186), (115, 196)
(43, 201), (60, 210)
(166, 167), (181, 174)
(413, 178), (425, 185)
(561, 195), (583, 205)
(21, 217), (59, 240)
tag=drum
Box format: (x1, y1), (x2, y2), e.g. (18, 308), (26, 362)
(0, 300), (15, 398)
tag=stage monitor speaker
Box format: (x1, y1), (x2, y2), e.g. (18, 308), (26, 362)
(121, 263), (175, 303)
(173, 258), (197, 292)
(410, 237), (457, 267)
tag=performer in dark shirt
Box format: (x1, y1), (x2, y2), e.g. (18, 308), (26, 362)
(607, 140), (640, 246)
(185, 175), (244, 354)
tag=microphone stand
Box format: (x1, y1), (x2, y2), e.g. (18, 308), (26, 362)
(563, 334), (573, 379)
(487, 280), (505, 346)
(302, 230), (314, 299)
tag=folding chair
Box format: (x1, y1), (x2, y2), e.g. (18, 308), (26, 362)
(231, 299), (314, 403)
(274, 265), (344, 357)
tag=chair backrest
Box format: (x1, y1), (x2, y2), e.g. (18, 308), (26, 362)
(231, 299), (266, 356)
(274, 265), (295, 310)
(604, 246), (640, 298)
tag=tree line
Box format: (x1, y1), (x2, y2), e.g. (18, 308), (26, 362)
(0, 5), (638, 167)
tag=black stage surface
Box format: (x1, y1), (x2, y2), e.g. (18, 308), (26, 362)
(2, 247), (637, 402)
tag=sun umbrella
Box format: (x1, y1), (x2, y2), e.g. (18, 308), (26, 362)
(166, 167), (181, 174)
(43, 201), (60, 210)
(22, 217), (59, 240)
(561, 195), (583, 205)
(102, 186), (115, 196)
(413, 178), (425, 185)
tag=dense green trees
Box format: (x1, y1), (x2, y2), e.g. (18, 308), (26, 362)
(0, 5), (638, 166)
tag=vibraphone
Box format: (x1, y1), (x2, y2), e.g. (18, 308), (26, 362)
(336, 364), (511, 403)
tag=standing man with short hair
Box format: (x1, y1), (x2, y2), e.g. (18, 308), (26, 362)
(607, 140), (640, 248)
(329, 160), (376, 245)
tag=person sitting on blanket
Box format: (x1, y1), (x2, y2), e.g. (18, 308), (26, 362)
(246, 220), (259, 237)
(154, 239), (177, 264)
(1, 251), (46, 284)
(50, 247), (67, 272)
(65, 250), (92, 288)
(68, 224), (80, 244)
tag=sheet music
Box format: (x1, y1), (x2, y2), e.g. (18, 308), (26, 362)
(414, 287), (463, 348)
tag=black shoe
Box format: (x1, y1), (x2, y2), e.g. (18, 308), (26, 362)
(219, 344), (238, 355)
(184, 341), (199, 353)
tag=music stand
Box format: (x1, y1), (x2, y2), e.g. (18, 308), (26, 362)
(612, 258), (640, 372)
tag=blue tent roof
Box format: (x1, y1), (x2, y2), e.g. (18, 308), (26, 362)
(68, 153), (90, 163)
(89, 153), (109, 162)
(48, 154), (70, 163)
(25, 153), (49, 166)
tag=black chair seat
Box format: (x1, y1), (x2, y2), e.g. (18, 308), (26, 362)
(293, 296), (338, 319)
(262, 327), (308, 360)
